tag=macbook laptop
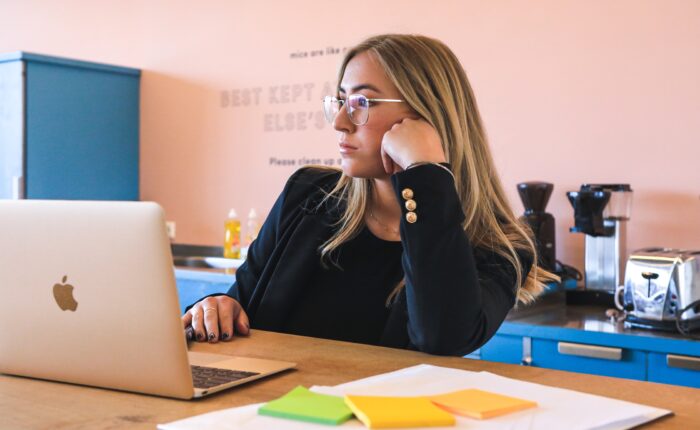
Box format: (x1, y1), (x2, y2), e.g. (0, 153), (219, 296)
(0, 200), (295, 399)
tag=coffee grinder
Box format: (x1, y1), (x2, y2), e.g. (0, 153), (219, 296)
(566, 184), (633, 306)
(517, 182), (557, 273)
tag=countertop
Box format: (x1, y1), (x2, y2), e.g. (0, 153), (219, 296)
(502, 292), (700, 355)
(3, 330), (697, 428)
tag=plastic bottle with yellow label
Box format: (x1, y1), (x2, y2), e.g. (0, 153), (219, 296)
(224, 208), (241, 259)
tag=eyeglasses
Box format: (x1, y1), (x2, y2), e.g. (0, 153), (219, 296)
(322, 94), (404, 125)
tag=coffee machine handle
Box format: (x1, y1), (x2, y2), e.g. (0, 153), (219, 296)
(614, 285), (626, 311)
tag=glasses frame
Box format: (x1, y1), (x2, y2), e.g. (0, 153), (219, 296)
(322, 94), (404, 125)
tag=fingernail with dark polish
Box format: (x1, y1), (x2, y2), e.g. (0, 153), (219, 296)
(208, 333), (216, 341)
(196, 332), (204, 341)
(221, 333), (229, 340)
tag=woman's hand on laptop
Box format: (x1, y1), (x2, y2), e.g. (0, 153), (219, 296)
(182, 296), (250, 343)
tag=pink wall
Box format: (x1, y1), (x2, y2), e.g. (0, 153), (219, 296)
(1, 0), (699, 272)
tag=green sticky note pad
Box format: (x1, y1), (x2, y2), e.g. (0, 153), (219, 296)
(258, 386), (354, 425)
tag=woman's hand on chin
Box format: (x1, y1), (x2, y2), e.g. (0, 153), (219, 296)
(380, 118), (446, 174)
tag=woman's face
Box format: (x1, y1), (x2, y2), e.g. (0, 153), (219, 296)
(334, 51), (415, 178)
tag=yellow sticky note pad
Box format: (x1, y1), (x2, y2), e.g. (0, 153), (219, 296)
(430, 388), (537, 419)
(344, 395), (455, 428)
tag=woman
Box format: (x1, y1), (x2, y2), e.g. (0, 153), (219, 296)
(183, 34), (557, 355)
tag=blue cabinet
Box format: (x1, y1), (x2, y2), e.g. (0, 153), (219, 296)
(480, 313), (700, 389)
(480, 335), (648, 380)
(647, 352), (700, 386)
(532, 339), (647, 381)
(174, 269), (234, 315)
(0, 52), (140, 200)
(480, 334), (523, 365)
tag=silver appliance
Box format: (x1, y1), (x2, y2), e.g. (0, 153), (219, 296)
(567, 184), (633, 303)
(618, 248), (700, 332)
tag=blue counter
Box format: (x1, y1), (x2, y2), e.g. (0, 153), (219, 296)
(175, 269), (234, 314)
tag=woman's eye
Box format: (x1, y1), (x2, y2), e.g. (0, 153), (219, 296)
(349, 97), (369, 109)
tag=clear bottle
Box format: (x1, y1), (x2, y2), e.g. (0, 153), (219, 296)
(224, 208), (241, 259)
(245, 208), (260, 247)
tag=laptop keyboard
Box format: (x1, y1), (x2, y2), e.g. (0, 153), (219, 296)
(190, 365), (260, 389)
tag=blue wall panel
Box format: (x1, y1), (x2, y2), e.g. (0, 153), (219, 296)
(24, 59), (139, 200)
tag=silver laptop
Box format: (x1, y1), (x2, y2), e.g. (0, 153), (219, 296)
(0, 200), (295, 399)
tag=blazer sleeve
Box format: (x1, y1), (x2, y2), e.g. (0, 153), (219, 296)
(391, 163), (532, 356)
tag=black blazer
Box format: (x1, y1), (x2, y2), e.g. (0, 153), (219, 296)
(222, 164), (531, 356)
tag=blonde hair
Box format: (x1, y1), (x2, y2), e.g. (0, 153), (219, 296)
(319, 34), (558, 304)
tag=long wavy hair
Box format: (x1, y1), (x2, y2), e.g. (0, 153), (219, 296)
(319, 34), (558, 304)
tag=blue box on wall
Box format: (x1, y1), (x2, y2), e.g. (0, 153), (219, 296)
(0, 52), (140, 200)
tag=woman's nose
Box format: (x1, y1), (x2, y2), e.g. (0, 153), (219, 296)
(333, 104), (355, 133)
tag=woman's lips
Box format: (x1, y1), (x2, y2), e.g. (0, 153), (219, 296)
(339, 142), (357, 154)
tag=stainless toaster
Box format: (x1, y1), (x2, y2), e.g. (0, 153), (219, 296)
(620, 248), (700, 331)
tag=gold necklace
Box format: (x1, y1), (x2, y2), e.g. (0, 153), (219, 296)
(368, 209), (400, 235)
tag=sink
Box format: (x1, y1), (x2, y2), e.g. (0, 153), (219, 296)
(173, 256), (244, 269)
(171, 244), (245, 270)
(172, 244), (224, 258)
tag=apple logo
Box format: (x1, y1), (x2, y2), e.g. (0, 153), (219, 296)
(53, 275), (78, 311)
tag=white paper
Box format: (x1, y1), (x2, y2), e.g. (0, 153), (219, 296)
(313, 364), (671, 430)
(159, 364), (671, 430)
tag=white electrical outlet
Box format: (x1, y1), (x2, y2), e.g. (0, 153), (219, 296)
(166, 221), (176, 240)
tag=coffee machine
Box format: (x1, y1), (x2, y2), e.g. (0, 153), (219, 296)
(566, 184), (633, 305)
(517, 182), (556, 272)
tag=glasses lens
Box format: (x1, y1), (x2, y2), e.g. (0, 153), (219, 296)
(347, 94), (369, 125)
(322, 96), (339, 123)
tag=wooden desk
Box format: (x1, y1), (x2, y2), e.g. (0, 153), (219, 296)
(1, 330), (698, 429)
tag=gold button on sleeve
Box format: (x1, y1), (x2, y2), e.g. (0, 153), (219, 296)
(405, 199), (417, 211)
(405, 211), (418, 223)
(401, 188), (414, 200)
